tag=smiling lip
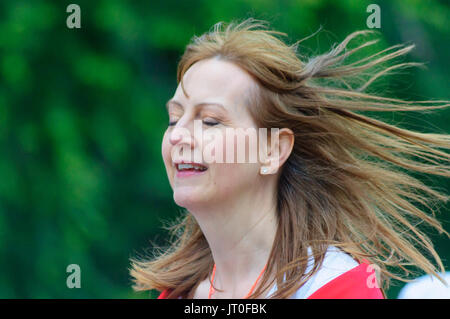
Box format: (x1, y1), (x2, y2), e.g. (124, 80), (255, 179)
(176, 169), (208, 178)
(174, 161), (208, 178)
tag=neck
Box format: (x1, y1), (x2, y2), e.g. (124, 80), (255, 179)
(190, 183), (278, 297)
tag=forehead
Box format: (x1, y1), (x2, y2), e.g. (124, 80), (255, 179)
(173, 58), (256, 112)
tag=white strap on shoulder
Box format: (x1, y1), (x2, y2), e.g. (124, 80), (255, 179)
(266, 246), (359, 298)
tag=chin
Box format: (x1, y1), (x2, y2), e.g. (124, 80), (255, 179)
(173, 190), (207, 210)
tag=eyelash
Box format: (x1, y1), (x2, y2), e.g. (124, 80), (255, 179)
(168, 120), (219, 127)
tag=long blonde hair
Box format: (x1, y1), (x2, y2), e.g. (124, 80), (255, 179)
(130, 18), (450, 299)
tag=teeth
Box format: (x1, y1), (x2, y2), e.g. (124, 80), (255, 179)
(177, 163), (207, 171)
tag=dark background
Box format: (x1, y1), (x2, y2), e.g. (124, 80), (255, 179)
(0, 0), (448, 298)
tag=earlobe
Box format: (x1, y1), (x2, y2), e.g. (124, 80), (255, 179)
(262, 129), (293, 175)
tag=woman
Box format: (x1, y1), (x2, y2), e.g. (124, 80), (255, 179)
(130, 18), (450, 299)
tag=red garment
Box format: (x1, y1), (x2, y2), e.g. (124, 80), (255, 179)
(157, 289), (170, 299)
(157, 261), (384, 299)
(307, 262), (384, 299)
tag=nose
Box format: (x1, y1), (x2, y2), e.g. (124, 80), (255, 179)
(169, 125), (195, 150)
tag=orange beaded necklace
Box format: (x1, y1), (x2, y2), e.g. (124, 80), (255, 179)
(208, 263), (268, 299)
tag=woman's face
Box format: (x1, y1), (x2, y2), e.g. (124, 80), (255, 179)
(161, 58), (266, 210)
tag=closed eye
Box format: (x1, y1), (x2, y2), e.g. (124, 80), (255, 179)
(203, 121), (219, 126)
(168, 120), (220, 127)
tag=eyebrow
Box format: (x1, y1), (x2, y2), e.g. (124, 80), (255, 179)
(165, 100), (227, 112)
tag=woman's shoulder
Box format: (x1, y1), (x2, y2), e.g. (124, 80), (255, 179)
(302, 246), (383, 299)
(306, 261), (384, 299)
(268, 246), (384, 299)
(300, 246), (360, 297)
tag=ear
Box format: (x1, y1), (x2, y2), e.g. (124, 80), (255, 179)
(260, 128), (294, 175)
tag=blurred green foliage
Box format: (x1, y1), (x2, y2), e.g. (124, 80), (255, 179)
(0, 0), (448, 299)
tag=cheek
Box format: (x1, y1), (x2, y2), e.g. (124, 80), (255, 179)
(213, 163), (259, 194)
(161, 131), (173, 174)
(202, 130), (243, 164)
(222, 129), (261, 164)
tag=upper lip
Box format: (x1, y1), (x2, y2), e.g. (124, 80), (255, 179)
(173, 160), (209, 170)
